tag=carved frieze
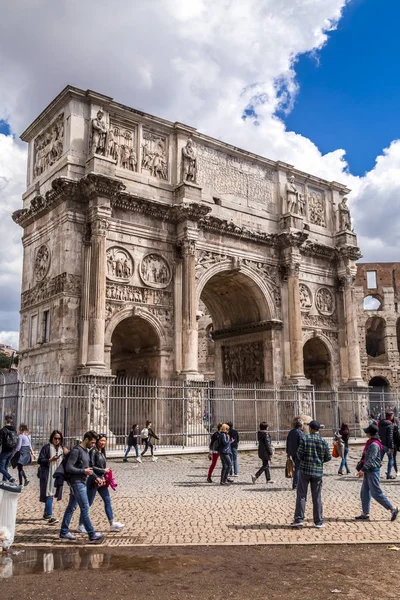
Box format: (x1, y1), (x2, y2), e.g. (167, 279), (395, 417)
(33, 113), (64, 178)
(141, 130), (168, 180)
(139, 254), (171, 288)
(195, 250), (229, 278)
(107, 125), (137, 171)
(222, 341), (264, 383)
(299, 284), (312, 311)
(106, 247), (133, 282)
(315, 287), (335, 316)
(35, 244), (51, 281)
(302, 313), (338, 330)
(105, 283), (172, 305)
(196, 145), (276, 211)
(21, 273), (80, 309)
(308, 189), (326, 227)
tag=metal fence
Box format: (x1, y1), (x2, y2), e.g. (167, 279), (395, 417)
(0, 373), (387, 451)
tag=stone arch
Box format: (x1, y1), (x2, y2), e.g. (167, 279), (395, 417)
(105, 306), (170, 378)
(196, 262), (276, 326)
(369, 375), (390, 388)
(105, 305), (168, 349)
(303, 335), (332, 388)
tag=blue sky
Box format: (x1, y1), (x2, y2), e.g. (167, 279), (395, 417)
(283, 0), (400, 176)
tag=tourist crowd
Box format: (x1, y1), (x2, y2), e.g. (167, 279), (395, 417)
(0, 409), (399, 543)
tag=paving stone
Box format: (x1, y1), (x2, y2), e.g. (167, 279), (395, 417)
(11, 450), (400, 547)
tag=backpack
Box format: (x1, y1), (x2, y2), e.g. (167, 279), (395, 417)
(2, 427), (18, 451)
(59, 445), (84, 482)
(141, 428), (149, 441)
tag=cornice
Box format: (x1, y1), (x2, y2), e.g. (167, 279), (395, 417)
(213, 319), (283, 340)
(301, 240), (338, 261)
(198, 215), (279, 246)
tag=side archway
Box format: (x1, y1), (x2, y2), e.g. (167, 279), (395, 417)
(303, 336), (332, 388)
(105, 307), (170, 378)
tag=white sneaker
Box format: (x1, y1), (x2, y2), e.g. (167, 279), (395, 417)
(110, 522), (125, 532)
(315, 523), (325, 529)
(136, 457), (142, 463)
(152, 457), (158, 462)
(76, 524), (87, 534)
(233, 474), (239, 477)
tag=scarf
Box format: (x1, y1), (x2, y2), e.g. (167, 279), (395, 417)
(359, 437), (382, 467)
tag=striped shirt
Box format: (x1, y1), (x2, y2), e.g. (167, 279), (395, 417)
(297, 432), (331, 478)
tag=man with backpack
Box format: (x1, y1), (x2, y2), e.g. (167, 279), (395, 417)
(59, 430), (104, 544)
(0, 415), (18, 483)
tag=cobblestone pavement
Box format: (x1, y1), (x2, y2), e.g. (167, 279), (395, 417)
(11, 448), (400, 547)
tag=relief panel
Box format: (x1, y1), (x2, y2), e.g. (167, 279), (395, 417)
(33, 113), (64, 178)
(141, 130), (168, 180)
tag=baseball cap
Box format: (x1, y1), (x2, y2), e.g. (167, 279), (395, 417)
(308, 420), (321, 430)
(364, 423), (379, 435)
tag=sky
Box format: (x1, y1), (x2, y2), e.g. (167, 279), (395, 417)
(0, 0), (399, 350)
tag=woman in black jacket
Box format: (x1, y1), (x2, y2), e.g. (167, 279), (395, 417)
(76, 434), (124, 533)
(37, 430), (68, 525)
(251, 422), (274, 484)
(123, 424), (142, 463)
(338, 423), (350, 475)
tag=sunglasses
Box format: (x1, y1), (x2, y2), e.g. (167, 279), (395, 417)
(98, 434), (107, 439)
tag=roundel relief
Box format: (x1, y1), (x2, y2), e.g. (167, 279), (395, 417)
(140, 253), (171, 288)
(106, 247), (133, 282)
(315, 287), (335, 316)
(35, 244), (51, 281)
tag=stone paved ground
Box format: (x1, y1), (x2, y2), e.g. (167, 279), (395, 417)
(11, 448), (400, 547)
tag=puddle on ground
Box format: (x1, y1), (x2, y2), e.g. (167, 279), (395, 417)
(0, 548), (193, 578)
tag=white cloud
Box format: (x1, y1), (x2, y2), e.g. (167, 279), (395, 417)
(0, 331), (19, 350)
(0, 0), (398, 341)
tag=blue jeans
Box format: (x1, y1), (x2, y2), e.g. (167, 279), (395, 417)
(291, 456), (301, 489)
(84, 482), (114, 523)
(339, 447), (350, 473)
(220, 453), (232, 483)
(361, 470), (393, 514)
(0, 451), (13, 481)
(124, 444), (139, 459)
(229, 447), (238, 475)
(381, 447), (394, 478)
(60, 482), (95, 539)
(44, 497), (53, 517)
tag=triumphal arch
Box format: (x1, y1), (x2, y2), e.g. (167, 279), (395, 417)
(14, 85), (364, 389)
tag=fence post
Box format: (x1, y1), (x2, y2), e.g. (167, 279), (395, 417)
(254, 383), (258, 443)
(58, 381), (63, 432)
(275, 386), (280, 443)
(0, 373), (5, 424)
(18, 378), (25, 424)
(231, 383), (235, 426)
(182, 380), (186, 449)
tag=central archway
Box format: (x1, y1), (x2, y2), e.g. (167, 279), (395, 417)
(197, 268), (277, 383)
(110, 315), (161, 378)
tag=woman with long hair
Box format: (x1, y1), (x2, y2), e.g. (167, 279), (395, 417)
(38, 430), (67, 525)
(338, 423), (350, 475)
(76, 434), (124, 533)
(12, 424), (34, 486)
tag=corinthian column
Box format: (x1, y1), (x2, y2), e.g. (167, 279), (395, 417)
(181, 239), (199, 376)
(86, 216), (109, 370)
(78, 227), (92, 367)
(286, 262), (305, 379)
(340, 275), (363, 383)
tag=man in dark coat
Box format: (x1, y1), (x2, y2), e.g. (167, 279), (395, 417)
(379, 410), (395, 479)
(251, 422), (273, 484)
(286, 418), (306, 490)
(0, 415), (18, 483)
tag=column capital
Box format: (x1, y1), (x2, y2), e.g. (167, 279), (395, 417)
(90, 216), (110, 237)
(176, 238), (196, 259)
(338, 274), (355, 291)
(280, 260), (300, 280)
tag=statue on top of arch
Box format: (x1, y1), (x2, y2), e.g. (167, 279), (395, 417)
(339, 197), (352, 231)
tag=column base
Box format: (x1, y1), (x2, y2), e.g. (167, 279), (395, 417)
(342, 379), (368, 388)
(177, 371), (205, 382)
(287, 376), (311, 387)
(77, 365), (112, 377)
